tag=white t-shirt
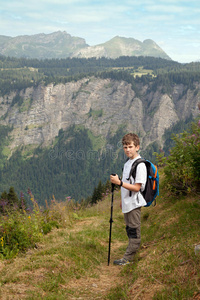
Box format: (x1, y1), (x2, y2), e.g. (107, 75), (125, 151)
(121, 155), (147, 213)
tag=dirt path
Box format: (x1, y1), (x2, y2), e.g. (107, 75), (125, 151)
(66, 263), (122, 299)
(66, 217), (126, 299)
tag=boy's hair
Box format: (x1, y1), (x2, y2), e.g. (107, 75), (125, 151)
(122, 133), (140, 147)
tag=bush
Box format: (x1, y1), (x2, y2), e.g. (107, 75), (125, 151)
(0, 192), (77, 259)
(157, 119), (200, 194)
(0, 211), (42, 259)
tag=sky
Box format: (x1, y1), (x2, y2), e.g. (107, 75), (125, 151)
(0, 0), (200, 63)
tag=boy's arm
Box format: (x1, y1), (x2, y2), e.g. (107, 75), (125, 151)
(120, 181), (142, 192)
(110, 174), (142, 192)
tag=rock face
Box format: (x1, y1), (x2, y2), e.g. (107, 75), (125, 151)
(0, 77), (199, 152)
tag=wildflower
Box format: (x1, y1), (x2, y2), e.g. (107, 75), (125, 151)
(28, 216), (31, 219)
(20, 192), (26, 210)
(45, 199), (49, 209)
(0, 200), (8, 213)
(1, 236), (4, 247)
(28, 188), (39, 210)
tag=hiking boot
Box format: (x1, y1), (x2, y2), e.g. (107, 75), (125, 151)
(113, 258), (130, 265)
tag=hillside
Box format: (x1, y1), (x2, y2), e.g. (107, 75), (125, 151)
(0, 189), (199, 299)
(0, 32), (170, 60)
(0, 116), (199, 299)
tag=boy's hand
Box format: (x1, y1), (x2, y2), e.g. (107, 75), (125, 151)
(110, 174), (121, 186)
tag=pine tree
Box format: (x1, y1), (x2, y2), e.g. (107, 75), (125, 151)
(91, 187), (98, 204)
(7, 186), (19, 208)
(0, 190), (8, 214)
(0, 190), (8, 200)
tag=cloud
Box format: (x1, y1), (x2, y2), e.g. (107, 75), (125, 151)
(145, 4), (188, 13)
(0, 0), (200, 62)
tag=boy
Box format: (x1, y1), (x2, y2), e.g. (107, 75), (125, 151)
(110, 133), (147, 265)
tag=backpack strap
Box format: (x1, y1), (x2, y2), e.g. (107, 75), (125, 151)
(152, 165), (158, 190)
(126, 158), (146, 197)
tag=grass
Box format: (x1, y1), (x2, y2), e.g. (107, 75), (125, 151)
(0, 184), (199, 299)
(132, 66), (155, 78)
(87, 130), (106, 151)
(109, 65), (155, 78)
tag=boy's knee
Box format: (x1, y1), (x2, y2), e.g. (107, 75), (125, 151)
(126, 226), (137, 238)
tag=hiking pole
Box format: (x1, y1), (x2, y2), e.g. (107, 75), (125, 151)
(108, 175), (115, 266)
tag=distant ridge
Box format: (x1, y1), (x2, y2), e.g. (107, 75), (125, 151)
(0, 31), (88, 59)
(0, 31), (171, 60)
(72, 36), (171, 60)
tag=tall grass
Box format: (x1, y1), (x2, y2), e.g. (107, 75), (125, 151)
(0, 194), (76, 259)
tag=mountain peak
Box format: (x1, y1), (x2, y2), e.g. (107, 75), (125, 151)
(72, 36), (171, 60)
(0, 32), (171, 60)
(0, 31), (88, 59)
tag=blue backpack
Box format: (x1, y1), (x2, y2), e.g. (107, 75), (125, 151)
(127, 158), (159, 207)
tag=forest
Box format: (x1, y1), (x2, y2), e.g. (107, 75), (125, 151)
(1, 54), (200, 96)
(0, 126), (127, 205)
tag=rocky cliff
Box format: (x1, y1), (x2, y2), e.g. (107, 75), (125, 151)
(0, 77), (199, 154)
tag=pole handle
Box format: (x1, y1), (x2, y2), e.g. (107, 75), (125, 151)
(111, 173), (116, 193)
(111, 183), (115, 193)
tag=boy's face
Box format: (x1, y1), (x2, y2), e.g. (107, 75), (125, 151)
(123, 142), (140, 160)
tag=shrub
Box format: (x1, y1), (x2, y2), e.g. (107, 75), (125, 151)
(0, 211), (42, 259)
(0, 187), (26, 214)
(0, 191), (77, 259)
(157, 118), (200, 195)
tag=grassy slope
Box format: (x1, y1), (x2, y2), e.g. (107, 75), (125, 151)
(0, 178), (199, 300)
